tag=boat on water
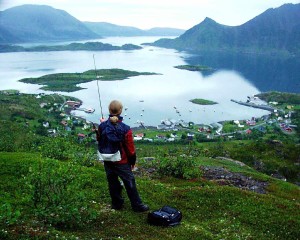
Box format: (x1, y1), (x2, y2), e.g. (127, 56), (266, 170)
(84, 108), (95, 113)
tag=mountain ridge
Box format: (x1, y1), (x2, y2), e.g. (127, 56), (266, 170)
(0, 4), (100, 43)
(0, 4), (185, 44)
(149, 3), (300, 55)
(84, 21), (185, 36)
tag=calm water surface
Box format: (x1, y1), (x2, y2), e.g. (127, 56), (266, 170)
(0, 37), (278, 126)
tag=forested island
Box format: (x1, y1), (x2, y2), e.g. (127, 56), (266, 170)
(174, 65), (214, 72)
(0, 42), (142, 53)
(19, 68), (158, 92)
(190, 98), (218, 105)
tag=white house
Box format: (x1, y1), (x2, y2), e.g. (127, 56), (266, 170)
(43, 122), (50, 128)
(134, 136), (143, 141)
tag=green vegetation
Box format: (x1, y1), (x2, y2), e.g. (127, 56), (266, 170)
(174, 64), (214, 72)
(0, 89), (20, 95)
(255, 91), (300, 136)
(256, 91), (300, 106)
(0, 91), (93, 149)
(1, 146), (299, 239)
(0, 42), (142, 53)
(0, 92), (61, 122)
(190, 98), (218, 105)
(133, 129), (300, 183)
(19, 69), (158, 92)
(0, 91), (299, 239)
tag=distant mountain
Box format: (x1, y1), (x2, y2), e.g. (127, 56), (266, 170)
(84, 22), (185, 36)
(84, 22), (144, 36)
(0, 4), (184, 44)
(0, 5), (100, 44)
(0, 25), (21, 43)
(149, 3), (300, 55)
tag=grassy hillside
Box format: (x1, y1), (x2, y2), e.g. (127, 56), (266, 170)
(1, 151), (299, 240)
(0, 91), (299, 239)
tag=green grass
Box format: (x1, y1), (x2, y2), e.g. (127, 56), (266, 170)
(0, 152), (299, 239)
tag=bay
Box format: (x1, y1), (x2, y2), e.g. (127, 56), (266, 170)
(0, 36), (290, 127)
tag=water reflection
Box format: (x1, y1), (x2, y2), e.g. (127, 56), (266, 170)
(185, 52), (300, 93)
(72, 67), (266, 126)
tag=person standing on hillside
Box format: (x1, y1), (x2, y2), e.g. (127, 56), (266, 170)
(95, 100), (149, 212)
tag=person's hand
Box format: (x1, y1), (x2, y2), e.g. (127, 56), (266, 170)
(91, 123), (97, 132)
(100, 118), (106, 123)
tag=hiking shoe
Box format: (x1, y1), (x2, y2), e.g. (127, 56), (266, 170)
(111, 199), (124, 210)
(111, 204), (123, 210)
(132, 204), (149, 212)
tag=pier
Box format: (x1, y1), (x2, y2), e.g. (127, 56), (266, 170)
(76, 108), (95, 113)
(231, 99), (275, 112)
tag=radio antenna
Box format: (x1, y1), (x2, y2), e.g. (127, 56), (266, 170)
(93, 54), (104, 119)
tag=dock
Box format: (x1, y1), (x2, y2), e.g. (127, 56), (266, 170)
(76, 108), (95, 113)
(231, 99), (275, 112)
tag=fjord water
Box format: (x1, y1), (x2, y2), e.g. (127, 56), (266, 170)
(1, 36), (298, 126)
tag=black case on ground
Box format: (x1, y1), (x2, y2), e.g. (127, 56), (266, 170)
(147, 206), (182, 227)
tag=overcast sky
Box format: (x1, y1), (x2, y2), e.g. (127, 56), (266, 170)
(0, 0), (299, 29)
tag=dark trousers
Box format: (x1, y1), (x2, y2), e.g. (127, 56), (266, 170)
(104, 162), (142, 208)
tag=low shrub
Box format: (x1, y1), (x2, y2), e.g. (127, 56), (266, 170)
(0, 203), (21, 226)
(157, 155), (200, 179)
(26, 160), (98, 229)
(39, 137), (74, 161)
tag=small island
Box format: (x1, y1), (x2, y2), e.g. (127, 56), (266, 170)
(0, 42), (142, 53)
(190, 98), (218, 105)
(174, 65), (214, 72)
(20, 68), (158, 92)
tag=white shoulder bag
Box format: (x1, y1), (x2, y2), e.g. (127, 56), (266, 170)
(98, 150), (121, 162)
